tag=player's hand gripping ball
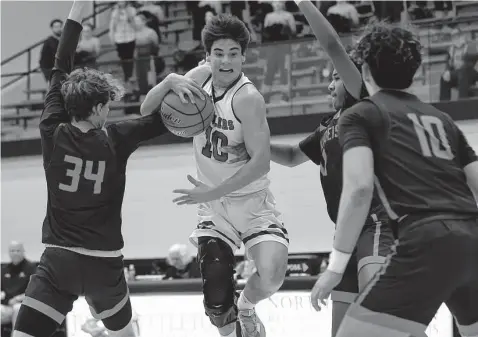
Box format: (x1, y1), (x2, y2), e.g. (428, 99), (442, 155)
(160, 74), (214, 138)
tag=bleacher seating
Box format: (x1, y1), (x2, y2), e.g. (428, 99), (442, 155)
(2, 1), (478, 141)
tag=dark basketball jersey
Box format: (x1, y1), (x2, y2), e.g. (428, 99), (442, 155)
(39, 19), (167, 251)
(299, 111), (385, 223)
(339, 90), (478, 221)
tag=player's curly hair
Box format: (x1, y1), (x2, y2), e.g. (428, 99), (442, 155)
(201, 14), (250, 55)
(61, 68), (125, 121)
(351, 22), (422, 90)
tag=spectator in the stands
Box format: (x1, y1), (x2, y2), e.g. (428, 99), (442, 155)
(326, 0), (359, 34)
(262, 1), (296, 103)
(235, 260), (257, 281)
(109, 1), (136, 87)
(137, 0), (164, 40)
(434, 1), (453, 18)
(440, 28), (478, 101)
(188, 1), (222, 42)
(163, 244), (200, 280)
(373, 0), (403, 23)
(39, 19), (63, 83)
(75, 23), (101, 69)
(1, 242), (36, 332)
(137, 1), (166, 80)
(134, 13), (159, 96)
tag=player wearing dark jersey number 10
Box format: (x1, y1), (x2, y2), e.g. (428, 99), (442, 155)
(225, 2), (395, 336)
(327, 23), (478, 337)
(12, 2), (205, 337)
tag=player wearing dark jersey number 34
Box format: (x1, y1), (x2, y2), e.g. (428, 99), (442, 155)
(315, 23), (478, 337)
(12, 3), (205, 337)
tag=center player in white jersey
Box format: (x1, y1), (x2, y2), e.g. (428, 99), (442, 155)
(142, 14), (289, 337)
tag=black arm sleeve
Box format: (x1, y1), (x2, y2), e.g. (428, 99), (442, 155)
(39, 19), (83, 161)
(108, 113), (169, 159)
(338, 100), (386, 152)
(299, 127), (322, 166)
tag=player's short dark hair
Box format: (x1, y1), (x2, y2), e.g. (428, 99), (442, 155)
(352, 22), (422, 90)
(50, 19), (63, 28)
(61, 68), (124, 121)
(201, 14), (250, 55)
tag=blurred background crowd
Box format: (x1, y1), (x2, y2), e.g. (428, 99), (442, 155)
(2, 0), (478, 141)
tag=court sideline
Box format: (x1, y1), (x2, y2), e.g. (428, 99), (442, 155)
(3, 120), (478, 262)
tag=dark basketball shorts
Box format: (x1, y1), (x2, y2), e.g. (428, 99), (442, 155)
(22, 247), (131, 328)
(341, 215), (478, 337)
(331, 213), (395, 304)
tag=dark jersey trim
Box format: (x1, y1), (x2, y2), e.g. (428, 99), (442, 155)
(201, 74), (212, 88)
(212, 74), (243, 103)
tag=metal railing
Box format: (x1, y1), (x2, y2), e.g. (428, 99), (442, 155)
(0, 1), (116, 99)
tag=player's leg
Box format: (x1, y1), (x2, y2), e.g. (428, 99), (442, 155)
(10, 303), (21, 328)
(444, 218), (478, 337)
(336, 218), (473, 337)
(13, 248), (79, 337)
(198, 236), (239, 337)
(236, 190), (289, 337)
(356, 214), (395, 292)
(330, 256), (358, 337)
(190, 201), (243, 337)
(1, 305), (13, 325)
(84, 255), (136, 337)
(446, 284), (478, 337)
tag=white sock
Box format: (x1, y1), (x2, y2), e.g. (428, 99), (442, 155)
(237, 291), (255, 310)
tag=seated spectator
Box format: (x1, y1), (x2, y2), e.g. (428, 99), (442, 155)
(137, 0), (164, 39)
(440, 28), (478, 101)
(189, 1), (222, 42)
(134, 13), (159, 96)
(262, 1), (296, 102)
(163, 244), (200, 280)
(326, 0), (359, 34)
(75, 23), (101, 69)
(235, 260), (257, 281)
(1, 242), (36, 333)
(39, 19), (63, 83)
(109, 1), (136, 85)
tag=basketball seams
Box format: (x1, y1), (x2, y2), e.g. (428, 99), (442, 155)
(162, 100), (203, 116)
(160, 92), (214, 137)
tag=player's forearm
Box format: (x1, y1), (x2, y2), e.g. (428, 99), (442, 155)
(55, 3), (85, 75)
(211, 152), (270, 198)
(270, 143), (307, 167)
(68, 1), (87, 24)
(295, 0), (362, 97)
(333, 183), (373, 255)
(140, 75), (173, 116)
(295, 0), (342, 51)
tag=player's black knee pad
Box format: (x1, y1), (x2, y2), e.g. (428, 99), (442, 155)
(101, 298), (133, 331)
(198, 237), (237, 328)
(13, 304), (59, 337)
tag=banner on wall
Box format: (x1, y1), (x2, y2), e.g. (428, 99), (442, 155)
(66, 291), (453, 337)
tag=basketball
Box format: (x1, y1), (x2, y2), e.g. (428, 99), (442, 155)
(160, 91), (214, 138)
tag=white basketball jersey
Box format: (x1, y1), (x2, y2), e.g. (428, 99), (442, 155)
(193, 73), (270, 197)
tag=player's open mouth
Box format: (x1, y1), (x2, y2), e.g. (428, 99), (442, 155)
(219, 69), (233, 73)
